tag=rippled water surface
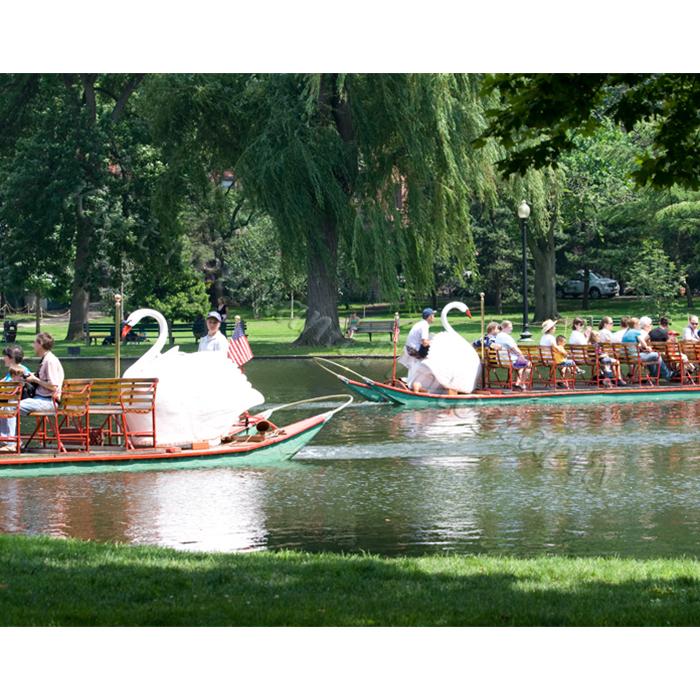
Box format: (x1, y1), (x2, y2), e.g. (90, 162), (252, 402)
(3, 358), (700, 557)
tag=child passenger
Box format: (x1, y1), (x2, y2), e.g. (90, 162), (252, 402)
(552, 335), (576, 384)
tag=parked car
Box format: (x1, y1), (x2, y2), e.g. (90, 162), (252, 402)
(557, 271), (620, 299)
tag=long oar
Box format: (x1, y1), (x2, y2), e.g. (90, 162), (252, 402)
(312, 356), (377, 384)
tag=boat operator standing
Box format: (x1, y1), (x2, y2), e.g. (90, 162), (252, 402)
(198, 311), (228, 353)
(398, 308), (435, 392)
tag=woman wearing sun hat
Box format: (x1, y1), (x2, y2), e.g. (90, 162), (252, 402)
(539, 319), (557, 347)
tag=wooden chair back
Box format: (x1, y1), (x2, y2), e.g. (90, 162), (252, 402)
(120, 378), (158, 413)
(57, 379), (91, 417)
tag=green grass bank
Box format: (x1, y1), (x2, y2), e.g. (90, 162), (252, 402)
(2, 534), (700, 625)
(7, 296), (700, 360)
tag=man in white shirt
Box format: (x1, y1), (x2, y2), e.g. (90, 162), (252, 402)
(494, 320), (531, 390)
(683, 315), (700, 342)
(198, 311), (228, 353)
(398, 308), (435, 392)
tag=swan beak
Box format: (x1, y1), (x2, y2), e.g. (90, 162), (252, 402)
(121, 324), (132, 339)
(465, 308), (472, 318)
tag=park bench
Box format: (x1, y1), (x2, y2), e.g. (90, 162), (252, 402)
(83, 321), (152, 346)
(346, 319), (397, 342)
(84, 320), (206, 346)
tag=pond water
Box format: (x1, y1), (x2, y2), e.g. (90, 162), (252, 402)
(2, 357), (700, 557)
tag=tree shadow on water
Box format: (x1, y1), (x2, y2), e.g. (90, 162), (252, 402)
(2, 536), (700, 626)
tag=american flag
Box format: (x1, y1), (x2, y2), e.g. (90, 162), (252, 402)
(393, 316), (400, 345)
(228, 320), (253, 367)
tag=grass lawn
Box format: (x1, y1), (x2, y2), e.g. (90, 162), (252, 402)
(6, 296), (699, 360)
(2, 534), (700, 625)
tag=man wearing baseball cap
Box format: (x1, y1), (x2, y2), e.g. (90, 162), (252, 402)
(398, 308), (436, 391)
(198, 311), (228, 353)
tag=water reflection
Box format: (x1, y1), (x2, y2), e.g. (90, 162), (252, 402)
(3, 359), (700, 556)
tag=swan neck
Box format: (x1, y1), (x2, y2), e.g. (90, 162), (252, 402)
(132, 309), (169, 364)
(441, 302), (462, 334)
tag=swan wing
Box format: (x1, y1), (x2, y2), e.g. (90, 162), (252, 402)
(124, 351), (264, 446)
(422, 331), (481, 394)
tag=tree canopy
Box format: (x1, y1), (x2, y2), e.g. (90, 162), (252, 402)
(480, 74), (700, 189)
(144, 73), (500, 344)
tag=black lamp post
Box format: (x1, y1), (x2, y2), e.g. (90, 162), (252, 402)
(518, 200), (532, 341)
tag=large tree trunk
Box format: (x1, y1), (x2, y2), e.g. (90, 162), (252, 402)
(530, 222), (558, 322)
(294, 220), (345, 346)
(66, 204), (92, 341)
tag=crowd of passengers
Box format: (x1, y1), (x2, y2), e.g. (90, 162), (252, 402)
(475, 315), (700, 392)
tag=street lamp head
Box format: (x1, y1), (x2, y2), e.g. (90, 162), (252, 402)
(517, 200), (531, 220)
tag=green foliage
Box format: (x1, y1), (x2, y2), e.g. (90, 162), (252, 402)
(144, 74), (499, 307)
(128, 236), (209, 321)
(481, 74), (700, 189)
(627, 246), (683, 317)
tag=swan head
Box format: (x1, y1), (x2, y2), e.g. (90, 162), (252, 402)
(441, 301), (472, 320)
(122, 308), (168, 338)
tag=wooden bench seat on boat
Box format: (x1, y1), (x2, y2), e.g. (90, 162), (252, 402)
(0, 382), (22, 453)
(24, 379), (92, 452)
(20, 377), (158, 453)
(88, 378), (158, 449)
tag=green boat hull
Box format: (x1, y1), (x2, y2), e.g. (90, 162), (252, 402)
(370, 382), (700, 408)
(0, 423), (325, 479)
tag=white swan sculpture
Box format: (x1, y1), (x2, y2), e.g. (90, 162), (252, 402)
(122, 309), (264, 447)
(420, 301), (481, 394)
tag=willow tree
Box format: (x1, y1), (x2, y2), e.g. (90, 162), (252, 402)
(145, 74), (498, 345)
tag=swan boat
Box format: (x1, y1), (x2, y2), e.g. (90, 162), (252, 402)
(317, 301), (700, 407)
(0, 305), (352, 477)
(0, 395), (353, 479)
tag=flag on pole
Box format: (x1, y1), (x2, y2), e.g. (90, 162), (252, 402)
(228, 319), (253, 367)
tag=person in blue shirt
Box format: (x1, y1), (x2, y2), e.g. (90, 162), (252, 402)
(2, 345), (28, 381)
(622, 317), (672, 381)
(0, 345), (30, 447)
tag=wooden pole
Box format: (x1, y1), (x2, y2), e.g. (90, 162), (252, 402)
(391, 312), (400, 384)
(480, 292), (486, 388)
(290, 291), (294, 320)
(114, 293), (122, 378)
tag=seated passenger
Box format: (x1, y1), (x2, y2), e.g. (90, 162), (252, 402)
(494, 320), (531, 391)
(623, 317), (672, 381)
(611, 316), (630, 343)
(552, 334), (576, 383)
(473, 321), (501, 350)
(597, 317), (614, 343)
(649, 316), (674, 342)
(539, 319), (557, 347)
(648, 316), (693, 379)
(198, 311), (228, 353)
(346, 312), (361, 339)
(568, 317), (590, 345)
(0, 345), (31, 448)
(683, 315), (700, 342)
(589, 330), (622, 387)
